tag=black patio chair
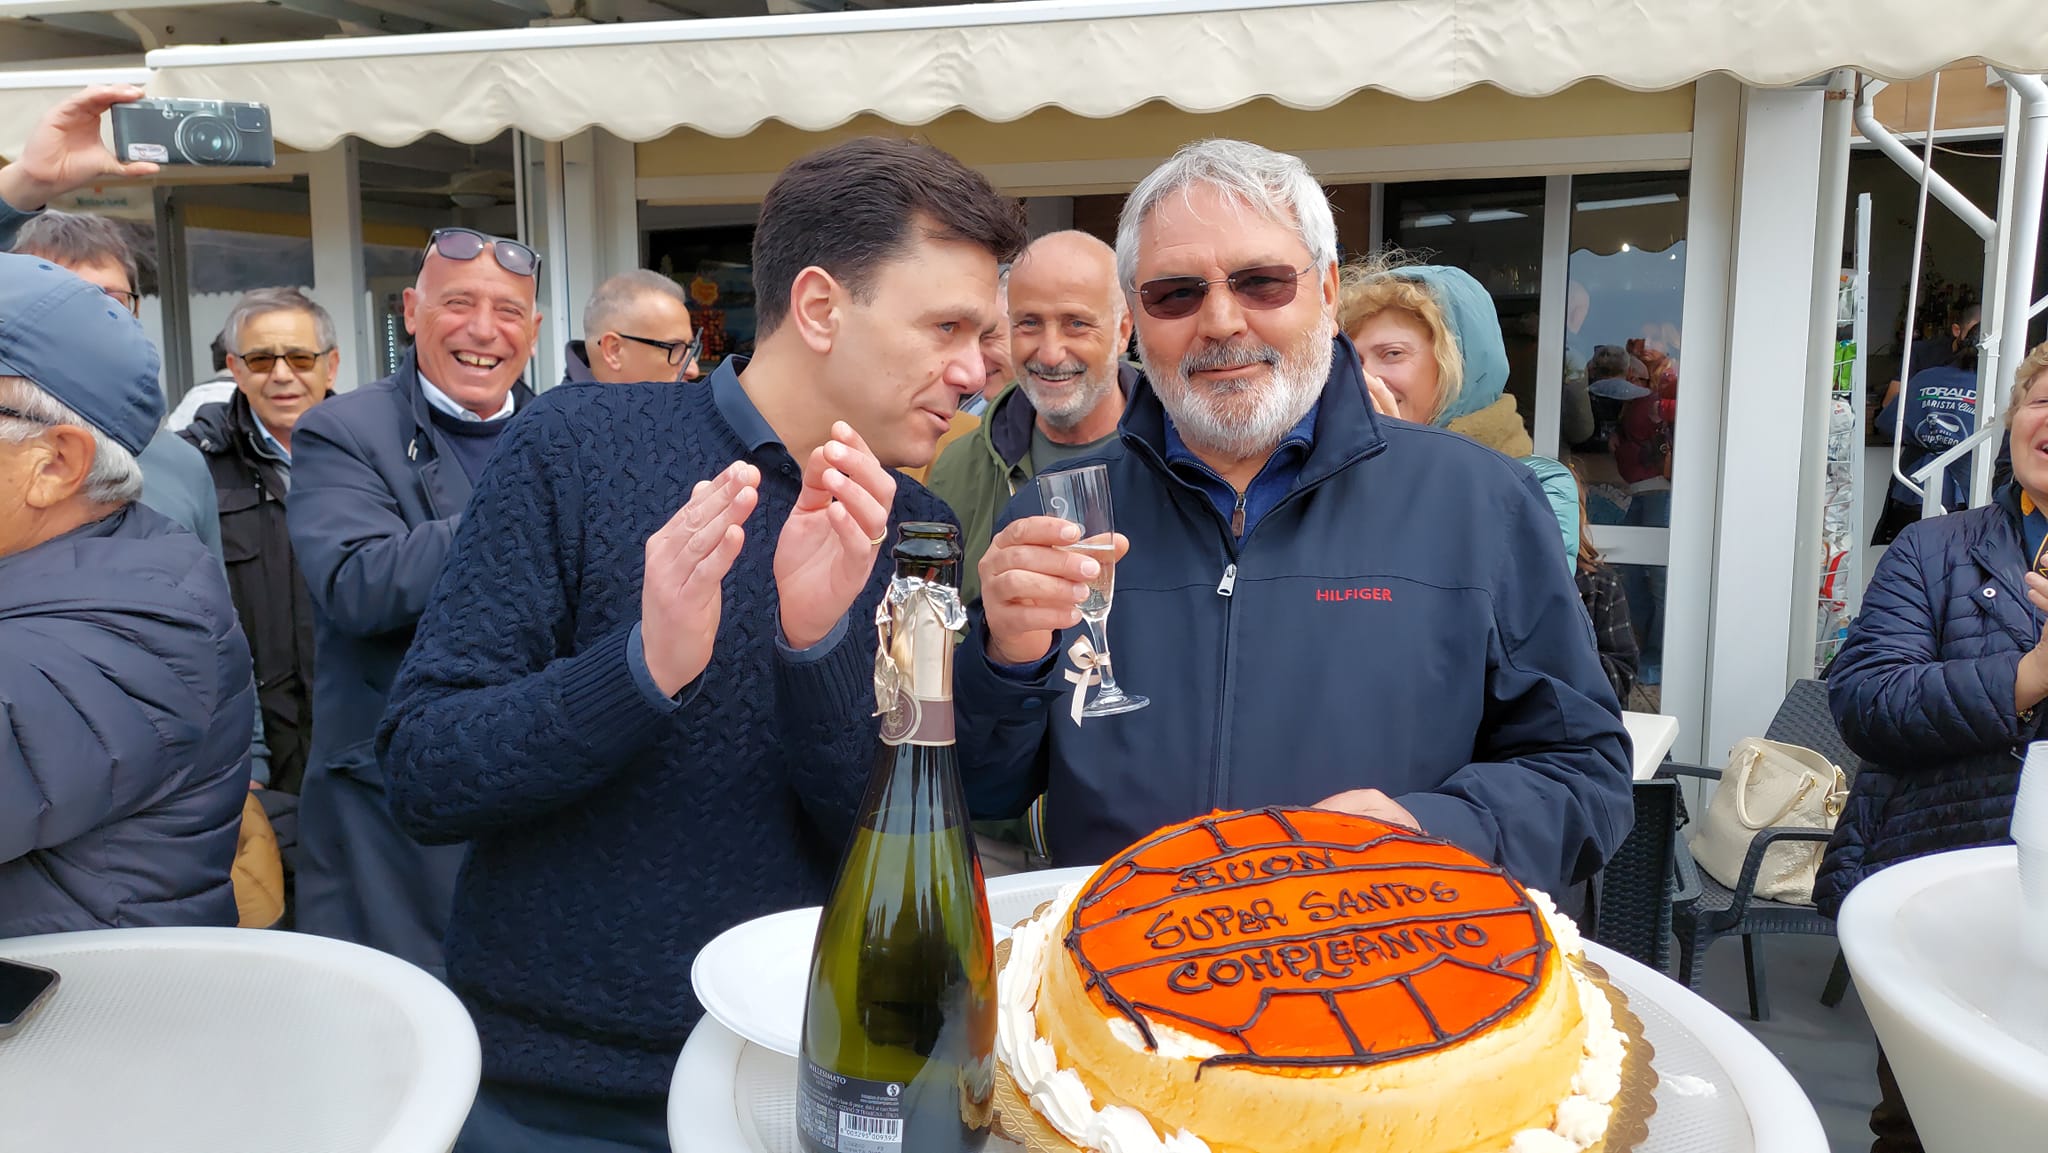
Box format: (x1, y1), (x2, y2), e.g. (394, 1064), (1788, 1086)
(1666, 678), (1861, 1021)
(1588, 777), (1682, 971)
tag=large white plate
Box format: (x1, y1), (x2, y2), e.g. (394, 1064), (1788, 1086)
(690, 868), (1097, 1059)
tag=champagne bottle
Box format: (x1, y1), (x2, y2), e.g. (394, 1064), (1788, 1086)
(796, 522), (996, 1153)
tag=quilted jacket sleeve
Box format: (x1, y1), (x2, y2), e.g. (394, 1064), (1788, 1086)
(1829, 523), (2029, 761)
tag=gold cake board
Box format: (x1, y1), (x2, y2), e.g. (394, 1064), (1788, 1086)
(990, 934), (1658, 1153)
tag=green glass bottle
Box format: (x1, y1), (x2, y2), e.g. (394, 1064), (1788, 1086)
(795, 522), (996, 1153)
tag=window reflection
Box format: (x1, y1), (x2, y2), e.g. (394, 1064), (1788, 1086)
(1563, 173), (1689, 697)
(1385, 178), (1547, 436)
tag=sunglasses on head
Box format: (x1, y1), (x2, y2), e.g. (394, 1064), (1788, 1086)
(236, 348), (333, 375)
(1134, 263), (1314, 321)
(426, 227), (541, 278)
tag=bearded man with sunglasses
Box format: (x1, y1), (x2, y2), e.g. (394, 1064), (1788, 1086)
(285, 224), (543, 971)
(956, 139), (1633, 900)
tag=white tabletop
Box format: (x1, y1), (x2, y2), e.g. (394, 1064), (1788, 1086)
(0, 927), (481, 1153)
(673, 868), (1822, 1153)
(1623, 710), (1681, 780)
(1840, 845), (2048, 1153)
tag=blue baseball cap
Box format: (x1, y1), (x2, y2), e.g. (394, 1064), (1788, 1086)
(0, 252), (164, 455)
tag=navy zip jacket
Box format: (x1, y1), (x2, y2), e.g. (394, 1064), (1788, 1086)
(955, 337), (1633, 894)
(1814, 489), (2034, 918)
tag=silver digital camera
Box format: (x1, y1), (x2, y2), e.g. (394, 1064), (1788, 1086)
(111, 98), (276, 168)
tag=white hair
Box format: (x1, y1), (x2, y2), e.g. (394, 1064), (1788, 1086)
(0, 374), (146, 506)
(1114, 139), (1338, 291)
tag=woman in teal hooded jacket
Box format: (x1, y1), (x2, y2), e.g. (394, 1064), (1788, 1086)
(1339, 260), (1580, 567)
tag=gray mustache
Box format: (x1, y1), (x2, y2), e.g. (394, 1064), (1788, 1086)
(1025, 359), (1088, 379)
(1182, 341), (1280, 376)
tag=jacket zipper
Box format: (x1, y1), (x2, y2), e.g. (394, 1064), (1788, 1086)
(1230, 490), (1247, 538)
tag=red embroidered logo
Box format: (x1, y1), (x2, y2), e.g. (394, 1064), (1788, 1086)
(1315, 587), (1393, 603)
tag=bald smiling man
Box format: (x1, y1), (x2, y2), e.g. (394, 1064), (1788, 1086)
(285, 228), (543, 972)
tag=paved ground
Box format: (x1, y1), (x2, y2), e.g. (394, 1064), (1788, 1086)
(1688, 929), (1880, 1153)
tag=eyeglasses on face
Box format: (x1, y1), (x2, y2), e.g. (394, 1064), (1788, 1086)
(235, 348), (334, 375)
(1133, 263), (1315, 321)
(618, 331), (703, 374)
(426, 227), (542, 278)
(0, 404), (56, 427)
(102, 287), (140, 315)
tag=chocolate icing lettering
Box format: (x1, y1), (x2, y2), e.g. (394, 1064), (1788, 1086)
(1067, 807), (1553, 1072)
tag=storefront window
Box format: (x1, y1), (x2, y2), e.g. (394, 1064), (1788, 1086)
(1559, 172), (1689, 707)
(646, 225), (759, 369)
(1384, 178), (1547, 434)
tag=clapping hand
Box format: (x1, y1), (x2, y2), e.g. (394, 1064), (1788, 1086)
(641, 463), (760, 697)
(775, 422), (896, 651)
(0, 86), (160, 212)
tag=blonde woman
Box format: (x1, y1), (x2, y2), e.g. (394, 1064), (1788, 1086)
(1339, 258), (1579, 565)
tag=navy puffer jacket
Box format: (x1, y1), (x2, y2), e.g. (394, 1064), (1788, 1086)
(1814, 489), (2034, 918)
(0, 504), (254, 935)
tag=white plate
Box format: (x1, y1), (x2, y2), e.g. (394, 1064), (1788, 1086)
(689, 868), (1098, 1059)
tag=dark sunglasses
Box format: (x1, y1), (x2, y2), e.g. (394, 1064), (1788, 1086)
(235, 348), (333, 375)
(618, 331), (703, 373)
(426, 227), (541, 278)
(1134, 263), (1314, 321)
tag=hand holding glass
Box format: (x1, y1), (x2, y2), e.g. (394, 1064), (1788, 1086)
(1039, 464), (1148, 717)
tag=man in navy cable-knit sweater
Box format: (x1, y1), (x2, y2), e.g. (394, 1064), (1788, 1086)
(379, 139), (1024, 1151)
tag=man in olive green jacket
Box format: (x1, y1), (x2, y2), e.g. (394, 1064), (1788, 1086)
(926, 230), (1133, 605)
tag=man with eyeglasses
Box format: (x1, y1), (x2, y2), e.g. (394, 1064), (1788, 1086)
(565, 269), (703, 385)
(0, 252), (255, 937)
(956, 139), (1633, 901)
(7, 210), (224, 566)
(180, 287), (336, 803)
(285, 224), (542, 972)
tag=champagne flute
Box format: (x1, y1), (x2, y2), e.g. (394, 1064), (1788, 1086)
(1040, 463), (1149, 716)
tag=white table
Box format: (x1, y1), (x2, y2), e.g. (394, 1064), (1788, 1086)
(1840, 845), (2048, 1153)
(672, 868), (1823, 1153)
(1624, 710), (1681, 780)
(0, 927), (481, 1153)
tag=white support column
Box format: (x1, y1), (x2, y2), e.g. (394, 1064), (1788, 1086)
(1660, 75), (1742, 768)
(592, 128), (640, 282)
(1787, 71), (1856, 682)
(1698, 84), (1827, 766)
(559, 130), (601, 350)
(307, 140), (369, 394)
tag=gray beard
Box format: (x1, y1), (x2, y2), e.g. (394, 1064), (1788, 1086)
(1019, 360), (1118, 435)
(1141, 323), (1333, 462)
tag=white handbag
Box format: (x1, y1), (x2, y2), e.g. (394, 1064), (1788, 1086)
(1687, 737), (1849, 905)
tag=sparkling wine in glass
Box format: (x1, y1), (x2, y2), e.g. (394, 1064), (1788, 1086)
(1039, 464), (1148, 717)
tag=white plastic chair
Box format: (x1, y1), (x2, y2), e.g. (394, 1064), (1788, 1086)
(0, 927), (480, 1153)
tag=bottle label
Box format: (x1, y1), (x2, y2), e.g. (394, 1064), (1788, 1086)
(878, 687), (955, 747)
(797, 1061), (905, 1153)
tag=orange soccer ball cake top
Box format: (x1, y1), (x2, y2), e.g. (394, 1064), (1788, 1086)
(1064, 806), (1553, 1073)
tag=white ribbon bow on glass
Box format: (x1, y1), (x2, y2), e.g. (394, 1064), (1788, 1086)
(1063, 636), (1108, 726)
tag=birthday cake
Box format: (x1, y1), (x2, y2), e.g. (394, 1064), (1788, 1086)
(996, 808), (1628, 1153)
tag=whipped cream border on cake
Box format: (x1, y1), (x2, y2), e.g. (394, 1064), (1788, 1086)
(995, 881), (1631, 1153)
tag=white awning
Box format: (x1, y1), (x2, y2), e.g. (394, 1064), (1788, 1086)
(0, 67), (151, 162)
(19, 0), (2048, 155)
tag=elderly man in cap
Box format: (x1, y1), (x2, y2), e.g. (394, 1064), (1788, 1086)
(0, 253), (256, 937)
